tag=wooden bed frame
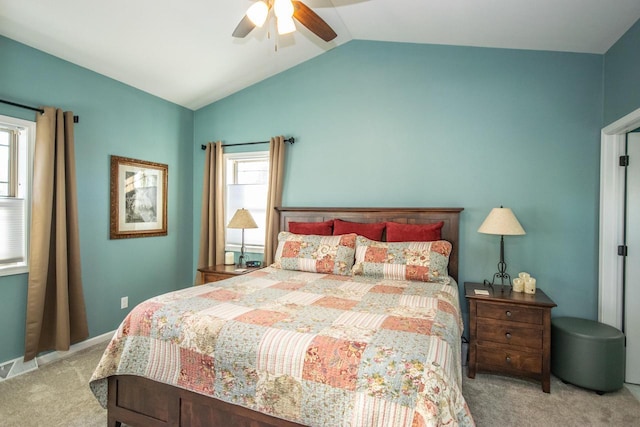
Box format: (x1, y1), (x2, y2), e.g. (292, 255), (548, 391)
(107, 207), (463, 427)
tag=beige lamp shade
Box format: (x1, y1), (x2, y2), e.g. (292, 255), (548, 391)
(227, 208), (258, 229)
(478, 207), (526, 236)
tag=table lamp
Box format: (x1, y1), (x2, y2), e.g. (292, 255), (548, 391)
(478, 206), (526, 291)
(227, 208), (258, 267)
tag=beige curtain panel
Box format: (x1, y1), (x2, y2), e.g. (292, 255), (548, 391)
(264, 136), (286, 266)
(24, 107), (88, 362)
(197, 141), (225, 284)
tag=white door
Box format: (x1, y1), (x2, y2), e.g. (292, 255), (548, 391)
(626, 132), (640, 384)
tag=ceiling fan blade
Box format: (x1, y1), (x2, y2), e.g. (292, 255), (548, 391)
(232, 14), (255, 38)
(292, 1), (337, 42)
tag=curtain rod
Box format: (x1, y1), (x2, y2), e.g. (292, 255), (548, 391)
(0, 99), (79, 123)
(201, 137), (295, 150)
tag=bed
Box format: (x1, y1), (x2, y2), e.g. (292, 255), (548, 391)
(90, 207), (473, 427)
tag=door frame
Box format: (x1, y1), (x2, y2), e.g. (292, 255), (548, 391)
(599, 107), (640, 328)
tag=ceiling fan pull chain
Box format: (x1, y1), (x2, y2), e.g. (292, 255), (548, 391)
(272, 20), (278, 52)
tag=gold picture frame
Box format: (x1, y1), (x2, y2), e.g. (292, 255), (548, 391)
(110, 155), (168, 239)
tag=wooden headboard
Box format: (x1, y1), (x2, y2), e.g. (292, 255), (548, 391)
(275, 207), (463, 282)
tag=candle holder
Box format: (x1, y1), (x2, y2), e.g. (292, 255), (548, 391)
(512, 277), (524, 292)
(524, 277), (537, 294)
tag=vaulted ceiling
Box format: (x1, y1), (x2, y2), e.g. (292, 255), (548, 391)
(1, 0), (639, 110)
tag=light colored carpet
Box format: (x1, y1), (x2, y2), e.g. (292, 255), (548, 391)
(462, 371), (640, 426)
(0, 342), (638, 426)
(0, 344), (107, 427)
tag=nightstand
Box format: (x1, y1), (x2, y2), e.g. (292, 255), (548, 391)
(197, 264), (261, 285)
(465, 282), (557, 392)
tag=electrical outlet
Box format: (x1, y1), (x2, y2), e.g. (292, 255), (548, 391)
(121, 296), (128, 309)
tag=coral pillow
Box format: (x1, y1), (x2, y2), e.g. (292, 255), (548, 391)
(333, 219), (386, 241)
(352, 236), (452, 283)
(385, 221), (444, 242)
(272, 232), (357, 276)
(288, 220), (333, 236)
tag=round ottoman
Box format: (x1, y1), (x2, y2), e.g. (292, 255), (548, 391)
(551, 317), (625, 394)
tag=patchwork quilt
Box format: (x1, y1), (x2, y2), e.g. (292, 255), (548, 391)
(90, 267), (474, 426)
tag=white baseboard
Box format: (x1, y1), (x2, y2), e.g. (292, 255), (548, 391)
(36, 330), (115, 366)
(0, 330), (115, 381)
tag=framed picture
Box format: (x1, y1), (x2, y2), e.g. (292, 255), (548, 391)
(110, 155), (168, 239)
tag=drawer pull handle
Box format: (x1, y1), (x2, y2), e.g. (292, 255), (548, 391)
(505, 355), (511, 363)
(505, 332), (512, 339)
(505, 310), (512, 317)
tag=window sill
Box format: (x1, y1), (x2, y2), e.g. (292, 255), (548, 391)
(0, 264), (28, 277)
(225, 244), (265, 254)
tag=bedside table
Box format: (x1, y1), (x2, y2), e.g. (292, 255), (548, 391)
(197, 264), (261, 284)
(465, 282), (557, 392)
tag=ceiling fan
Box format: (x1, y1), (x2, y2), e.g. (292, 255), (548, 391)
(232, 0), (337, 42)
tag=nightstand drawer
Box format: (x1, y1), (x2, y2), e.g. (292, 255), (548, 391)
(478, 324), (542, 349)
(203, 273), (228, 283)
(477, 345), (542, 374)
(197, 265), (261, 286)
(477, 302), (542, 325)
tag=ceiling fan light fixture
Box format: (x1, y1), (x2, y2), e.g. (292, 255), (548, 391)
(277, 15), (296, 35)
(246, 1), (269, 27)
(274, 0), (294, 18)
(233, 0), (336, 43)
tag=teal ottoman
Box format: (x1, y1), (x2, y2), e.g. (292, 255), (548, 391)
(551, 317), (625, 394)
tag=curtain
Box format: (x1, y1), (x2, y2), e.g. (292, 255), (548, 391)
(196, 141), (224, 284)
(24, 107), (88, 361)
(264, 136), (286, 265)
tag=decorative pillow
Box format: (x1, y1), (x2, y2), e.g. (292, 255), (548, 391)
(352, 236), (452, 282)
(272, 232), (357, 275)
(385, 221), (444, 242)
(333, 219), (386, 241)
(288, 220), (333, 236)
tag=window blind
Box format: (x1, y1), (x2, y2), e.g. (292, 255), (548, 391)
(0, 197), (25, 264)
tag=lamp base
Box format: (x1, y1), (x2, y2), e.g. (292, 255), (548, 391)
(484, 273), (512, 294)
(236, 254), (246, 268)
(484, 235), (512, 293)
(237, 230), (247, 268)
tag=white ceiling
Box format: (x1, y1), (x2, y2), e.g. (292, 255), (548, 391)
(1, 0), (640, 110)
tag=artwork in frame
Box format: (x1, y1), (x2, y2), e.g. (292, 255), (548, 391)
(110, 155), (168, 239)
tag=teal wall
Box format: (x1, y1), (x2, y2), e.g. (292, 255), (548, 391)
(604, 18), (640, 125)
(3, 16), (639, 360)
(0, 36), (194, 362)
(194, 40), (604, 329)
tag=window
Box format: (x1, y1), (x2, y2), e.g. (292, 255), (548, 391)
(224, 151), (269, 254)
(0, 114), (34, 276)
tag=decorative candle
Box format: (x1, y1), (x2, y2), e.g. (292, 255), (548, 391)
(225, 252), (235, 265)
(519, 272), (530, 281)
(524, 277), (536, 294)
(512, 277), (524, 292)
